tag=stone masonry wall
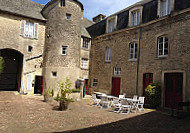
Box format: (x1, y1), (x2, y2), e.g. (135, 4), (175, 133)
(89, 9), (190, 104)
(0, 12), (46, 94)
(42, 0), (83, 91)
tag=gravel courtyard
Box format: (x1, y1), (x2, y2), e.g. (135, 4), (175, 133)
(0, 91), (190, 133)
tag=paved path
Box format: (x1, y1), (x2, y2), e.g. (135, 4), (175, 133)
(0, 91), (189, 133)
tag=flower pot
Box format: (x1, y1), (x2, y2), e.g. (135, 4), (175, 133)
(60, 100), (69, 111)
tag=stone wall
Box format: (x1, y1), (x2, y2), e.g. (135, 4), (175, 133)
(0, 12), (46, 94)
(89, 9), (190, 104)
(42, 0), (83, 91)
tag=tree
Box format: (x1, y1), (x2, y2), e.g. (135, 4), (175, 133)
(0, 56), (4, 74)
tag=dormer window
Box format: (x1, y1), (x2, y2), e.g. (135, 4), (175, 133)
(129, 6), (143, 27)
(60, 0), (65, 7)
(160, 0), (171, 17)
(106, 16), (117, 33)
(132, 11), (140, 26)
(158, 0), (174, 17)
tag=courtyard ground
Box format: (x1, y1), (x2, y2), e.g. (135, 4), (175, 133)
(0, 91), (190, 133)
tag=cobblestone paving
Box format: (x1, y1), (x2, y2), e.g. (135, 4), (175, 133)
(0, 91), (189, 133)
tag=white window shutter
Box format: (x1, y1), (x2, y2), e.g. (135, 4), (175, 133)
(20, 20), (26, 36)
(34, 23), (39, 39)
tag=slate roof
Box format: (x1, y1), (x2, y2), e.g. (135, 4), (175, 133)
(81, 18), (95, 38)
(0, 0), (45, 20)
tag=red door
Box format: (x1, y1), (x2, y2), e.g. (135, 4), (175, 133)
(165, 73), (183, 109)
(112, 77), (121, 97)
(143, 73), (153, 103)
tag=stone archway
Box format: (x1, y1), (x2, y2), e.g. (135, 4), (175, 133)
(0, 49), (23, 91)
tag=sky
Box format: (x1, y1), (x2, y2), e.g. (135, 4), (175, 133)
(31, 0), (141, 20)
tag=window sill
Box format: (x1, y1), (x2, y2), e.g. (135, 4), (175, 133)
(128, 59), (137, 62)
(20, 35), (38, 40)
(82, 47), (89, 51)
(105, 61), (111, 63)
(157, 55), (168, 59)
(81, 68), (89, 70)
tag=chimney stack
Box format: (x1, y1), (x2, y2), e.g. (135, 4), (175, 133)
(93, 14), (106, 23)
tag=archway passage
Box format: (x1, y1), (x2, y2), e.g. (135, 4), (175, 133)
(0, 49), (23, 91)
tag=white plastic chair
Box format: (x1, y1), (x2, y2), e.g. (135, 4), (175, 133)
(131, 95), (139, 113)
(100, 96), (109, 109)
(120, 99), (131, 114)
(119, 95), (125, 99)
(138, 97), (145, 112)
(112, 98), (121, 113)
(92, 94), (100, 106)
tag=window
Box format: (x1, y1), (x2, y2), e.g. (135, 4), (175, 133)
(52, 72), (57, 77)
(82, 37), (90, 49)
(105, 47), (111, 62)
(92, 79), (98, 87)
(60, 0), (65, 7)
(113, 67), (121, 76)
(108, 18), (115, 33)
(81, 58), (89, 69)
(158, 36), (168, 57)
(66, 13), (71, 19)
(160, 0), (171, 17)
(62, 46), (67, 55)
(28, 46), (33, 52)
(132, 11), (140, 26)
(129, 42), (137, 60)
(20, 20), (39, 39)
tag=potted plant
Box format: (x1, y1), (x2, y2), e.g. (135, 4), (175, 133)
(43, 88), (53, 102)
(57, 78), (73, 111)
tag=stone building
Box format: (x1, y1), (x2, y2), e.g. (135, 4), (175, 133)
(87, 0), (190, 108)
(0, 0), (93, 94)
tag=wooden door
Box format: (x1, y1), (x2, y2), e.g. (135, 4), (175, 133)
(165, 73), (183, 109)
(34, 76), (43, 94)
(112, 77), (121, 97)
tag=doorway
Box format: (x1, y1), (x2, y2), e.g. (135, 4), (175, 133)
(111, 77), (121, 97)
(0, 49), (23, 91)
(165, 73), (183, 109)
(34, 76), (43, 94)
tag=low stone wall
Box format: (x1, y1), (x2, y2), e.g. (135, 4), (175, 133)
(67, 92), (81, 100)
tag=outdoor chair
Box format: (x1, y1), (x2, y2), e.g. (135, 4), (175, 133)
(131, 95), (139, 113)
(112, 98), (121, 113)
(138, 97), (145, 112)
(100, 96), (109, 109)
(92, 94), (100, 106)
(119, 95), (125, 99)
(120, 99), (131, 115)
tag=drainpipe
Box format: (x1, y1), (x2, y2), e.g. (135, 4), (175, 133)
(136, 27), (142, 95)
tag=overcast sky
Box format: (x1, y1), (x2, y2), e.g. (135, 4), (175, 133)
(31, 0), (141, 20)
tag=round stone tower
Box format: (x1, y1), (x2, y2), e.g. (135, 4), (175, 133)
(41, 0), (84, 91)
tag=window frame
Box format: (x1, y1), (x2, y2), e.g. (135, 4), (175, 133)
(81, 58), (89, 70)
(128, 6), (143, 27)
(105, 47), (112, 62)
(66, 13), (71, 20)
(158, 0), (174, 17)
(52, 72), (57, 78)
(113, 67), (121, 76)
(82, 37), (91, 49)
(129, 42), (138, 61)
(106, 16), (117, 33)
(92, 79), (98, 87)
(157, 36), (168, 57)
(61, 46), (68, 55)
(60, 0), (65, 7)
(132, 10), (140, 26)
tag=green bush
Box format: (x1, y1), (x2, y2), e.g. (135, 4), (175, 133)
(145, 82), (161, 108)
(0, 56), (4, 74)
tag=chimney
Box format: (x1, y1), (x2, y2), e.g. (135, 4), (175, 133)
(93, 14), (106, 23)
